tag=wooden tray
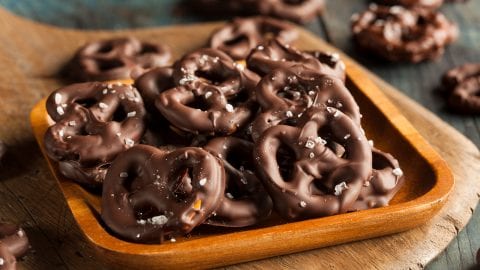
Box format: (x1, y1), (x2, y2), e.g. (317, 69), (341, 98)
(29, 24), (454, 269)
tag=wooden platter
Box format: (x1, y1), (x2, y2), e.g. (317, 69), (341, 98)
(28, 19), (454, 269)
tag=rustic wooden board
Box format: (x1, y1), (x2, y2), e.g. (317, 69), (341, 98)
(0, 7), (478, 270)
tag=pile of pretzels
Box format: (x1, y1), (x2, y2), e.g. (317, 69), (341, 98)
(44, 17), (404, 244)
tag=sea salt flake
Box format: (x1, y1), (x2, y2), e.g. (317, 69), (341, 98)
(225, 104), (234, 113)
(127, 111), (137, 118)
(285, 111), (293, 118)
(0, 258), (4, 266)
(170, 238), (176, 242)
(124, 138), (134, 147)
(334, 182), (349, 196)
(344, 134), (351, 140)
(309, 152), (315, 158)
(120, 172), (128, 178)
(56, 106), (65, 116)
(392, 168), (403, 177)
(204, 91), (212, 99)
(226, 193), (234, 199)
(98, 102), (109, 109)
(54, 93), (62, 104)
(150, 215), (168, 225)
(315, 137), (327, 145)
(68, 121), (76, 126)
(137, 219), (146, 225)
(305, 140), (315, 149)
(299, 201), (307, 208)
(59, 129), (65, 137)
(199, 178), (207, 186)
(368, 140), (374, 147)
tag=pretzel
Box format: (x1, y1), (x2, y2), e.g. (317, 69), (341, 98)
(348, 148), (404, 211)
(204, 137), (273, 227)
(256, 0), (326, 24)
(44, 82), (147, 186)
(157, 49), (259, 135)
(101, 145), (225, 243)
(68, 37), (171, 81)
(373, 0), (443, 10)
(209, 17), (298, 60)
(251, 66), (361, 141)
(351, 4), (458, 63)
(247, 39), (346, 80)
(0, 223), (29, 270)
(254, 107), (372, 220)
(442, 63), (480, 114)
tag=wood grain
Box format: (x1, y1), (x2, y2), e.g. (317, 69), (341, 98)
(0, 5), (478, 270)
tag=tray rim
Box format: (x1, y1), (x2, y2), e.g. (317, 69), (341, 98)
(29, 27), (454, 269)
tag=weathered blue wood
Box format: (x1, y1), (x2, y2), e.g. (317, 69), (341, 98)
(0, 0), (478, 268)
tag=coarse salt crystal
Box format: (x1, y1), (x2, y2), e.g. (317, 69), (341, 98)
(57, 106), (65, 116)
(204, 91), (212, 99)
(127, 111), (136, 118)
(285, 111), (293, 118)
(344, 134), (351, 140)
(199, 178), (207, 186)
(334, 182), (349, 196)
(226, 193), (234, 199)
(54, 93), (62, 104)
(225, 104), (234, 113)
(98, 102), (108, 109)
(299, 201), (307, 208)
(392, 168), (403, 177)
(315, 137), (327, 145)
(124, 138), (134, 147)
(120, 172), (128, 178)
(305, 140), (315, 149)
(68, 121), (76, 126)
(309, 152), (315, 158)
(150, 215), (168, 225)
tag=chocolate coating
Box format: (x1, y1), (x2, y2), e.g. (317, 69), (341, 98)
(256, 0), (326, 24)
(101, 145), (225, 243)
(373, 0), (444, 10)
(204, 137), (273, 227)
(0, 140), (6, 163)
(157, 49), (259, 135)
(209, 16), (299, 60)
(44, 82), (147, 186)
(351, 5), (458, 63)
(0, 223), (29, 270)
(347, 148), (404, 211)
(443, 63), (480, 114)
(134, 67), (175, 113)
(247, 39), (346, 80)
(254, 107), (372, 220)
(68, 37), (171, 81)
(251, 66), (361, 141)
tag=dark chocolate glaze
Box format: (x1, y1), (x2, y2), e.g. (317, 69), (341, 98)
(351, 4), (458, 63)
(134, 67), (175, 113)
(348, 148), (404, 211)
(209, 16), (299, 60)
(251, 66), (361, 141)
(442, 63), (480, 114)
(254, 107), (372, 220)
(101, 145), (225, 243)
(67, 37), (172, 81)
(0, 223), (29, 270)
(247, 39), (346, 81)
(0, 140), (6, 163)
(373, 0), (443, 10)
(203, 137), (273, 227)
(157, 49), (259, 135)
(44, 82), (147, 186)
(256, 0), (326, 24)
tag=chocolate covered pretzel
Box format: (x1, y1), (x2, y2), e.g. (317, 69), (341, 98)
(373, 0), (444, 10)
(209, 17), (299, 60)
(348, 148), (404, 211)
(204, 137), (273, 227)
(254, 107), (372, 220)
(256, 0), (326, 24)
(157, 49), (259, 135)
(247, 38), (346, 80)
(442, 63), (480, 113)
(0, 223), (29, 270)
(68, 37), (172, 81)
(44, 82), (147, 186)
(251, 66), (360, 141)
(101, 145), (225, 243)
(351, 4), (458, 62)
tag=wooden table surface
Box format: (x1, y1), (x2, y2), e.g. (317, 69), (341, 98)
(0, 0), (479, 269)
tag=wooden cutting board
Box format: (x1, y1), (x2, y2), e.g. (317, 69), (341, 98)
(0, 7), (478, 270)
